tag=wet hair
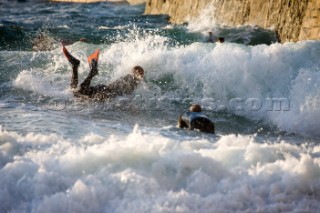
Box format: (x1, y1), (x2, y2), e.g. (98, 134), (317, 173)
(189, 104), (202, 112)
(132, 66), (144, 79)
(217, 37), (225, 43)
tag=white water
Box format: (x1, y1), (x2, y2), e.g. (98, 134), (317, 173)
(0, 126), (319, 213)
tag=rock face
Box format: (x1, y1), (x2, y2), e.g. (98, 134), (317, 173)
(145, 0), (320, 42)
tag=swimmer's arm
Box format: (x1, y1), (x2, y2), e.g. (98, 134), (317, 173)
(177, 113), (188, 128)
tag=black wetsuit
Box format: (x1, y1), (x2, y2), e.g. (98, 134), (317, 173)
(75, 74), (141, 100)
(71, 59), (141, 100)
(178, 111), (215, 133)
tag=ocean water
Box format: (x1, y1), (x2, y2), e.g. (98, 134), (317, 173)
(1, 1), (320, 212)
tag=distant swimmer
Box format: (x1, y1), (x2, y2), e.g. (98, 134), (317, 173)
(207, 32), (225, 43)
(208, 31), (216, 43)
(177, 104), (215, 133)
(216, 37), (225, 43)
(62, 44), (144, 100)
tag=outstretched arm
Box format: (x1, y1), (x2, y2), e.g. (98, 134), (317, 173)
(177, 113), (188, 128)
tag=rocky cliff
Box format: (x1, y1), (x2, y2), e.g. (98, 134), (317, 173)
(145, 0), (320, 42)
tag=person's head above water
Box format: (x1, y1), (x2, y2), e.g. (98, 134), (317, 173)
(208, 31), (215, 42)
(183, 104), (215, 133)
(132, 66), (144, 80)
(216, 37), (225, 43)
(189, 104), (202, 112)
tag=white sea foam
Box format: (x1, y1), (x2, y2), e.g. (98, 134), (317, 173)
(0, 126), (319, 212)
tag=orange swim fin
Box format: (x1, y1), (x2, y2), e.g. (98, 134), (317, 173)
(87, 49), (100, 65)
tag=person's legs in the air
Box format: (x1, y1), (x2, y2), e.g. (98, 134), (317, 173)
(62, 45), (80, 89)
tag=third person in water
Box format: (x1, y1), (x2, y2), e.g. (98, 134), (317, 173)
(208, 31), (225, 43)
(178, 104), (215, 134)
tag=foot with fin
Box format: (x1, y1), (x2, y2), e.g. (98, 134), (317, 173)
(62, 44), (80, 67)
(87, 49), (100, 77)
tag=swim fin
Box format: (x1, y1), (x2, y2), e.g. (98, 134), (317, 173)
(62, 44), (80, 67)
(87, 49), (100, 76)
(87, 49), (100, 65)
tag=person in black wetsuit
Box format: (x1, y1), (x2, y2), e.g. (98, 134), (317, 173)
(62, 44), (144, 100)
(177, 104), (215, 133)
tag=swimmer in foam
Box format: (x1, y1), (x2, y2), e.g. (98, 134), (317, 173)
(62, 44), (144, 100)
(177, 104), (215, 134)
(207, 32), (225, 43)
